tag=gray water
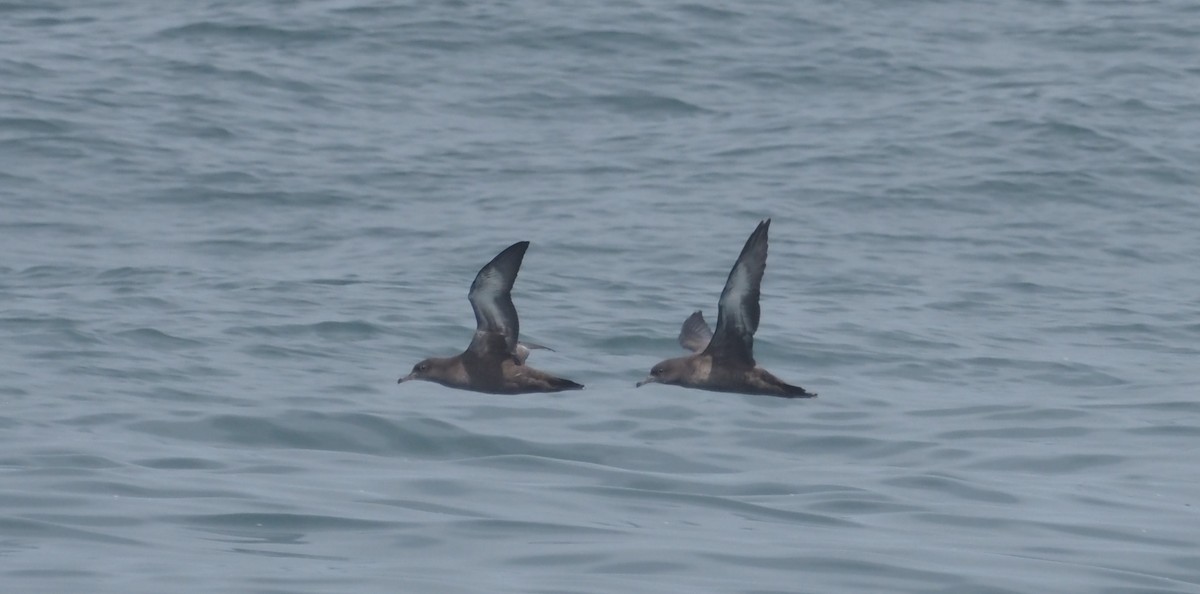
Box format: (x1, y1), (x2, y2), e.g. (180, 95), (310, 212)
(3, 1), (1200, 592)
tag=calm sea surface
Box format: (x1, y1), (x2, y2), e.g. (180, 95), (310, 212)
(3, 1), (1200, 592)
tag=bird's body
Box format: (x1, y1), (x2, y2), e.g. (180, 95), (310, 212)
(402, 352), (581, 395)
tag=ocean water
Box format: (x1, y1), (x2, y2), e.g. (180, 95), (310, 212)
(3, 0), (1200, 592)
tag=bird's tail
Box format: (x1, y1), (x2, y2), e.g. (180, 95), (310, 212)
(783, 383), (817, 398)
(548, 377), (584, 392)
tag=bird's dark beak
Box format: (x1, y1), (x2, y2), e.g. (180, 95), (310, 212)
(398, 373), (415, 384)
(636, 376), (656, 387)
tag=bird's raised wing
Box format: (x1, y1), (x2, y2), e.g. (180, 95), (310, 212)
(466, 241), (528, 359)
(702, 219), (769, 366)
(678, 310), (713, 353)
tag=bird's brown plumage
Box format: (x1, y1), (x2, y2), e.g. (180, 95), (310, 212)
(638, 220), (815, 399)
(398, 241), (583, 394)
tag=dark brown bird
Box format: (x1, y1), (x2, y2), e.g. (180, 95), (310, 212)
(637, 219), (815, 398)
(398, 241), (583, 394)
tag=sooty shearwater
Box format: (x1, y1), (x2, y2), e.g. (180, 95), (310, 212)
(398, 241), (583, 394)
(637, 219), (815, 398)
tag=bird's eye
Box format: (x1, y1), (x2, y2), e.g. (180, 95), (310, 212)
(416, 363), (429, 372)
(652, 366), (663, 376)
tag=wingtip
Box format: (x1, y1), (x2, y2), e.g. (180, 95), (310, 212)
(475, 241), (532, 285)
(741, 219), (770, 248)
(503, 240), (531, 257)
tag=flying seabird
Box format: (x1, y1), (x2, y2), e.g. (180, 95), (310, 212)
(637, 219), (815, 398)
(398, 241), (583, 394)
